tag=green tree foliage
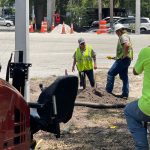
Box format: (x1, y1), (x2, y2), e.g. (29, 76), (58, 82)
(141, 0), (150, 18)
(121, 0), (150, 18)
(66, 0), (124, 27)
(1, 0), (150, 28)
(0, 0), (14, 7)
(66, 0), (98, 27)
(56, 0), (69, 23)
(66, 0), (150, 27)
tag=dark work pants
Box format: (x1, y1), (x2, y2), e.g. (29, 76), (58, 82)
(79, 69), (95, 87)
(106, 57), (131, 97)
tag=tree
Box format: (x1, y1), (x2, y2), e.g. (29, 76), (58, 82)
(33, 0), (47, 30)
(0, 0), (14, 7)
(56, 0), (69, 23)
(66, 0), (98, 27)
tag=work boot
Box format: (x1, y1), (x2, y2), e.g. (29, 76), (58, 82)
(114, 94), (128, 100)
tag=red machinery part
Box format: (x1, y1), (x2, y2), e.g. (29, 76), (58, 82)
(0, 78), (30, 150)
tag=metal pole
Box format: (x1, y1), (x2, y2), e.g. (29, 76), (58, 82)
(135, 0), (141, 34)
(110, 0), (113, 29)
(98, 0), (102, 21)
(47, 0), (56, 31)
(15, 0), (30, 102)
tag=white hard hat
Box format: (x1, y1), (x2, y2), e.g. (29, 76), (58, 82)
(114, 23), (124, 32)
(78, 38), (85, 45)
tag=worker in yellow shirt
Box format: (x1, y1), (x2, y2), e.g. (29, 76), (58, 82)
(124, 46), (150, 150)
(72, 38), (97, 88)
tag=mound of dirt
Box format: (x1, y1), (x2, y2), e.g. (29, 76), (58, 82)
(77, 87), (127, 105)
(51, 24), (72, 34)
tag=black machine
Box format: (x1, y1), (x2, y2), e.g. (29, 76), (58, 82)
(29, 75), (78, 139)
(3, 51), (78, 149)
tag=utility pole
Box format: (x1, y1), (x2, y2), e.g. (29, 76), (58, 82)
(98, 0), (102, 21)
(135, 0), (141, 34)
(47, 0), (56, 31)
(110, 0), (113, 29)
(15, 0), (30, 101)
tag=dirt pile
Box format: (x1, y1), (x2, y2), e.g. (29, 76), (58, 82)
(51, 23), (74, 34)
(77, 87), (127, 105)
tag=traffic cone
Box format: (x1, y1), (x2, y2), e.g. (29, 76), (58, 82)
(51, 22), (55, 31)
(30, 23), (34, 33)
(43, 21), (48, 32)
(61, 22), (66, 34)
(40, 21), (45, 33)
(70, 23), (74, 34)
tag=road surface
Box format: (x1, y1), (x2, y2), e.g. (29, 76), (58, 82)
(0, 32), (150, 78)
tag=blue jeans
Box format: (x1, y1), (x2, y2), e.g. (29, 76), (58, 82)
(106, 57), (131, 96)
(124, 101), (150, 150)
(79, 69), (95, 87)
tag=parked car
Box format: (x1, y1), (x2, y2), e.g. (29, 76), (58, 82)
(91, 16), (122, 28)
(85, 28), (99, 33)
(114, 17), (150, 32)
(0, 17), (14, 27)
(103, 16), (122, 27)
(4, 15), (15, 25)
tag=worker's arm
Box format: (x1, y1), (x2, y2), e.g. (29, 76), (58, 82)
(133, 68), (139, 75)
(92, 50), (97, 70)
(123, 42), (130, 58)
(133, 49), (144, 75)
(72, 52), (76, 72)
(72, 58), (76, 72)
(120, 34), (130, 59)
(93, 58), (97, 70)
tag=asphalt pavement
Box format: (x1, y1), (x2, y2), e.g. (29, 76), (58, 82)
(0, 26), (15, 32)
(0, 32), (150, 79)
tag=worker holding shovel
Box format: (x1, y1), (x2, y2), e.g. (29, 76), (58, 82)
(72, 38), (97, 88)
(105, 24), (133, 99)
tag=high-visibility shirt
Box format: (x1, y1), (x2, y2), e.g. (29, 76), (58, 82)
(75, 45), (93, 72)
(134, 46), (150, 116)
(116, 33), (133, 60)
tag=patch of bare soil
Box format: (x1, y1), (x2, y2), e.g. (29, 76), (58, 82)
(30, 69), (143, 150)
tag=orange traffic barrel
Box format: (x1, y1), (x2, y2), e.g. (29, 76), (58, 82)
(97, 20), (108, 34)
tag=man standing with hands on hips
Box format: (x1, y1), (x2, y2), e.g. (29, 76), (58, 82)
(72, 38), (97, 88)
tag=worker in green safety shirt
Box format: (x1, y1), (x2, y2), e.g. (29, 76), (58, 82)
(72, 38), (97, 87)
(124, 45), (150, 150)
(106, 24), (133, 99)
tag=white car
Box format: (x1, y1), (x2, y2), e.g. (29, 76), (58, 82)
(114, 17), (150, 32)
(91, 16), (122, 28)
(103, 16), (122, 28)
(0, 17), (14, 27)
